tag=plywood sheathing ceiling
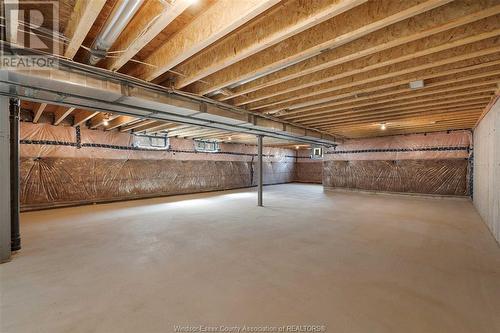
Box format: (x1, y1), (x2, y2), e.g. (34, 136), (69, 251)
(24, 0), (500, 139)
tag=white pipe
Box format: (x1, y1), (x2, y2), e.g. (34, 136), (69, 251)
(89, 0), (144, 65)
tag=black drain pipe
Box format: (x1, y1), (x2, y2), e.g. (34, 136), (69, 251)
(10, 98), (20, 251)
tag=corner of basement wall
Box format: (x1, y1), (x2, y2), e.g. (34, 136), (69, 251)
(473, 98), (500, 244)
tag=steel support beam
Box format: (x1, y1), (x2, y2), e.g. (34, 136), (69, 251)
(10, 98), (21, 252)
(0, 97), (11, 262)
(257, 135), (263, 207)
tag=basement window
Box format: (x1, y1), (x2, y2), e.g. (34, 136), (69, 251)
(133, 134), (169, 150)
(194, 140), (220, 153)
(311, 147), (323, 160)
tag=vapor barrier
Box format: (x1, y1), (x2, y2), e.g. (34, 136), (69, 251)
(322, 130), (472, 196)
(20, 157), (295, 210)
(296, 162), (322, 184)
(323, 159), (468, 196)
(19, 122), (296, 210)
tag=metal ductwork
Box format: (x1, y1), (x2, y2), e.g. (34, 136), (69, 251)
(88, 0), (144, 65)
(0, 56), (341, 146)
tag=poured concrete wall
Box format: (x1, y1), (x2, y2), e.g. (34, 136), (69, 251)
(473, 98), (500, 243)
(19, 123), (296, 210)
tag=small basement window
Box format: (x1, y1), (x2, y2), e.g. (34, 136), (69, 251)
(194, 140), (220, 153)
(133, 134), (169, 150)
(311, 147), (323, 159)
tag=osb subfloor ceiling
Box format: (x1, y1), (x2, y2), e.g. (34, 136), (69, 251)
(12, 0), (500, 142)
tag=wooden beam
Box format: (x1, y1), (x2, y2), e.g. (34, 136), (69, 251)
(105, 116), (138, 131)
(220, 1), (500, 101)
(236, 22), (500, 107)
(90, 113), (119, 129)
(131, 121), (170, 133)
(327, 116), (481, 132)
(187, 0), (452, 95)
(120, 119), (156, 132)
(318, 107), (485, 128)
(130, 0), (280, 81)
(73, 109), (99, 127)
(144, 123), (180, 134)
(64, 0), (106, 59)
(264, 60), (500, 114)
(285, 79), (500, 121)
(328, 120), (478, 138)
(279, 66), (500, 115)
(244, 38), (500, 109)
(103, 0), (192, 71)
(53, 107), (75, 125)
(249, 45), (500, 111)
(306, 95), (493, 126)
(32, 103), (47, 123)
(173, 0), (367, 89)
(475, 83), (500, 127)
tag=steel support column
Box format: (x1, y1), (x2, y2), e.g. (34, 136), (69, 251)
(0, 97), (11, 262)
(257, 135), (263, 207)
(10, 98), (20, 251)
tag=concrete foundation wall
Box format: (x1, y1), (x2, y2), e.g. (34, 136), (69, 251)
(473, 99), (500, 243)
(19, 123), (296, 210)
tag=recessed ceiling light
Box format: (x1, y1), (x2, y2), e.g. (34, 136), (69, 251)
(103, 120), (109, 126)
(380, 123), (387, 130)
(295, 145), (300, 150)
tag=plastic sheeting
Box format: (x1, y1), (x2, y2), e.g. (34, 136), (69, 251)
(323, 159), (469, 196)
(295, 162), (322, 184)
(19, 122), (297, 210)
(20, 157), (295, 210)
(325, 130), (471, 161)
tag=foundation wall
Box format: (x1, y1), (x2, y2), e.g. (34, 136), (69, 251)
(473, 99), (500, 244)
(295, 149), (322, 183)
(20, 123), (296, 210)
(323, 131), (472, 196)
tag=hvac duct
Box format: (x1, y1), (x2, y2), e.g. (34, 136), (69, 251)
(88, 0), (144, 65)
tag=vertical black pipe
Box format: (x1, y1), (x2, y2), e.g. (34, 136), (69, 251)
(257, 135), (263, 207)
(10, 98), (20, 251)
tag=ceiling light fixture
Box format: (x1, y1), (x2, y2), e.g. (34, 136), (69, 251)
(295, 145), (300, 150)
(103, 113), (110, 126)
(380, 123), (387, 130)
(409, 80), (424, 89)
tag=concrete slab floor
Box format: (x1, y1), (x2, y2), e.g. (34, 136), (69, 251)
(1, 184), (500, 333)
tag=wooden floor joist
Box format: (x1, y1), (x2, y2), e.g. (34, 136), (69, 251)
(32, 103), (47, 123)
(285, 79), (500, 121)
(237, 26), (500, 108)
(102, 0), (192, 71)
(18, 0), (500, 139)
(251, 48), (500, 112)
(305, 94), (494, 126)
(130, 0), (280, 82)
(64, 0), (106, 59)
(172, 0), (367, 89)
(279, 67), (500, 116)
(219, 1), (500, 102)
(53, 107), (76, 126)
(72, 110), (99, 127)
(187, 0), (453, 96)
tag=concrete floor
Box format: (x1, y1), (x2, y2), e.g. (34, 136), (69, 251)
(1, 184), (500, 333)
